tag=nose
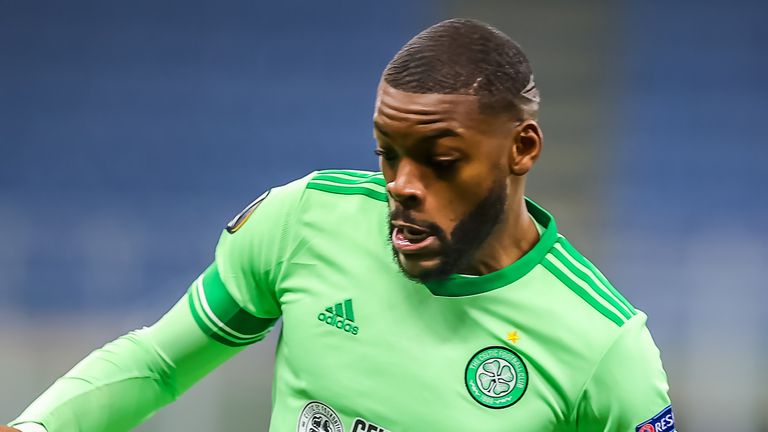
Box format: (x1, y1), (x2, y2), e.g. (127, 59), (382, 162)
(386, 160), (425, 210)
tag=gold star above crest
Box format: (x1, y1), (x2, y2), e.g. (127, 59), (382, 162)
(506, 331), (520, 344)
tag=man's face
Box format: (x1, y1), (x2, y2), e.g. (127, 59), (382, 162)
(373, 82), (520, 282)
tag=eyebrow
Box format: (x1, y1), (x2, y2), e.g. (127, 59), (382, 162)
(373, 122), (460, 142)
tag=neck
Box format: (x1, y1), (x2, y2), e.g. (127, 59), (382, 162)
(457, 186), (539, 276)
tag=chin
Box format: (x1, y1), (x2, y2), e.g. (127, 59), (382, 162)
(398, 255), (446, 282)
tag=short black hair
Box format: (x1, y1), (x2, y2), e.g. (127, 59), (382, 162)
(383, 18), (539, 118)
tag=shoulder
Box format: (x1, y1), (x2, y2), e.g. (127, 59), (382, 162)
(220, 169), (388, 251)
(305, 169), (387, 202)
(538, 233), (638, 332)
(259, 169), (387, 207)
(532, 232), (659, 390)
(229, 169), (386, 229)
(519, 230), (645, 381)
(300, 170), (389, 225)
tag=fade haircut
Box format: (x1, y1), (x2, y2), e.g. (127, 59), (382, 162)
(382, 18), (540, 119)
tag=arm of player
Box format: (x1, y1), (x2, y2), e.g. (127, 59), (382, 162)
(6, 176), (309, 431)
(572, 312), (676, 431)
(6, 281), (275, 432)
(6, 175), (309, 431)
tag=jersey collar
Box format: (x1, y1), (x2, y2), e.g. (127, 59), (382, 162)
(422, 197), (558, 297)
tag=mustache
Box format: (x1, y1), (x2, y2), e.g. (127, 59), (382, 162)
(388, 207), (446, 238)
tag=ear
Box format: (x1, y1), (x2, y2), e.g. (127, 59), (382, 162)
(508, 120), (542, 176)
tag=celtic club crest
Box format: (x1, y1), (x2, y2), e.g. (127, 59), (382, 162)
(297, 401), (344, 432)
(465, 346), (528, 409)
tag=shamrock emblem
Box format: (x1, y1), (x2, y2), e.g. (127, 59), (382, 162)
(477, 359), (516, 396)
(309, 415), (331, 432)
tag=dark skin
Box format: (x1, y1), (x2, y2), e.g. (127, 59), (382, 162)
(375, 81), (543, 280)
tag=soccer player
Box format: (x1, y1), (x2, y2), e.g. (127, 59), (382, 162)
(5, 18), (675, 432)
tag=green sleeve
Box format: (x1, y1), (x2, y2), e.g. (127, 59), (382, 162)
(8, 293), (245, 432)
(8, 174), (312, 431)
(572, 312), (673, 430)
(187, 174), (310, 345)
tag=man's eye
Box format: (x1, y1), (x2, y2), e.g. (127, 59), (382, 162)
(374, 149), (398, 161)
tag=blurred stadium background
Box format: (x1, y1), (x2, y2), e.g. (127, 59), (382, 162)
(1, 0), (766, 430)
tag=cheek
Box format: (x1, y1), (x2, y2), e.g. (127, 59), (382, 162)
(425, 167), (501, 236)
(426, 187), (477, 236)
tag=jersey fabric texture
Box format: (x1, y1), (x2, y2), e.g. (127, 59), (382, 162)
(9, 170), (673, 431)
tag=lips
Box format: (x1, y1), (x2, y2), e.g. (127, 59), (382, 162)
(391, 222), (439, 254)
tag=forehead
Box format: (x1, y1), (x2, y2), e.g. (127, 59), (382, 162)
(373, 81), (486, 133)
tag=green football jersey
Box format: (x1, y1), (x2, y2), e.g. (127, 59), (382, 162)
(190, 169), (674, 431)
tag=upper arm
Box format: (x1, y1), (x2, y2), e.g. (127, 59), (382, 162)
(573, 313), (675, 431)
(186, 173), (311, 347)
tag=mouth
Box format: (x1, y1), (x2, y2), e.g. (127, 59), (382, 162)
(391, 222), (439, 254)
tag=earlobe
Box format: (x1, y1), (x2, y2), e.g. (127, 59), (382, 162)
(508, 121), (542, 176)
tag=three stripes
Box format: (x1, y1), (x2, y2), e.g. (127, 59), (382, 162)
(542, 235), (636, 326)
(307, 170), (387, 202)
(325, 298), (356, 322)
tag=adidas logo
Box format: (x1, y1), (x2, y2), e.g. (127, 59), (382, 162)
(317, 298), (359, 336)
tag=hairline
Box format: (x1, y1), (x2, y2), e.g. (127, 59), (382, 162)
(379, 77), (537, 121)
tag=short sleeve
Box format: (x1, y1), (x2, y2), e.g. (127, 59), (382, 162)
(187, 173), (312, 347)
(573, 312), (675, 431)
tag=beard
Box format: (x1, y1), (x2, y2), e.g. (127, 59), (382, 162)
(388, 176), (508, 283)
